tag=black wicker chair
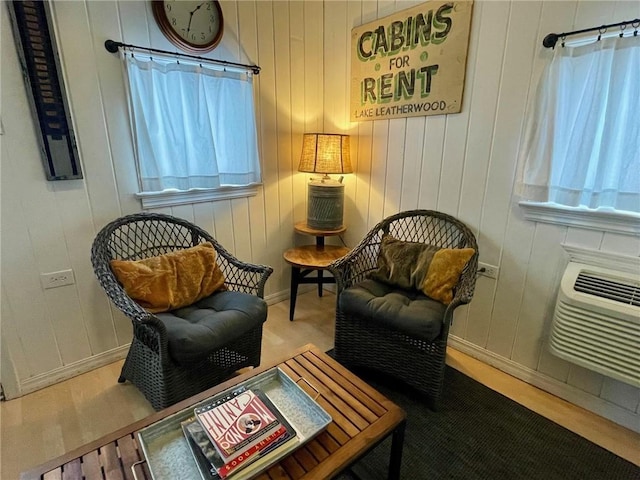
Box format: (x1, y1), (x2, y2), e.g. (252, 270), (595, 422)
(91, 213), (273, 410)
(328, 210), (478, 408)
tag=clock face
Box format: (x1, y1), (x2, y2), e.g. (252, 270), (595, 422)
(152, 1), (223, 53)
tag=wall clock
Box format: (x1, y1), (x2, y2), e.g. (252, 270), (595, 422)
(152, 1), (224, 53)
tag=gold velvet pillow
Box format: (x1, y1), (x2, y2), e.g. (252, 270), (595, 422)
(110, 242), (225, 313)
(420, 247), (475, 304)
(371, 234), (474, 305)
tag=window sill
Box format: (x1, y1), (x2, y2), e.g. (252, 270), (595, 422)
(136, 185), (260, 209)
(518, 201), (640, 236)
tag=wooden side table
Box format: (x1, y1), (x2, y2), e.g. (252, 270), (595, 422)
(283, 222), (349, 321)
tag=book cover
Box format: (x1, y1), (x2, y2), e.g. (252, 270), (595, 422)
(222, 432), (300, 480)
(195, 389), (282, 458)
(183, 417), (291, 479)
(215, 425), (289, 478)
(251, 389), (296, 440)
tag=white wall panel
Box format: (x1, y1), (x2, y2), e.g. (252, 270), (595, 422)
(512, 223), (566, 370)
(416, 116), (444, 210)
(289, 2), (307, 228)
(399, 117), (425, 211)
(2, 0), (637, 430)
(255, 1), (283, 296)
(273, 1), (294, 241)
(236, 1), (269, 279)
(382, 119), (406, 218)
(368, 120), (390, 226)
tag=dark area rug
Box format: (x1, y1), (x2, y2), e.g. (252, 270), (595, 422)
(326, 351), (640, 480)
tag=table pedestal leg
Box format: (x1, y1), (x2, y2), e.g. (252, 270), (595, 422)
(317, 270), (323, 296)
(289, 266), (300, 321)
(316, 236), (325, 297)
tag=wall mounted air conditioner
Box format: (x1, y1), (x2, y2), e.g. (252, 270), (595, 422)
(549, 262), (640, 388)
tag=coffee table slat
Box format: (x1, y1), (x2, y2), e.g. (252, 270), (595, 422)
(42, 470), (61, 480)
(292, 446), (320, 471)
(116, 435), (141, 480)
(303, 351), (387, 417)
(61, 459), (82, 480)
(323, 421), (351, 446)
(306, 439), (330, 462)
(294, 355), (377, 426)
(99, 443), (123, 480)
(280, 454), (306, 479)
(315, 430), (342, 453)
(79, 451), (101, 479)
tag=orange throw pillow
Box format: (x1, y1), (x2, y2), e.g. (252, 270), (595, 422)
(421, 248), (475, 304)
(110, 242), (225, 313)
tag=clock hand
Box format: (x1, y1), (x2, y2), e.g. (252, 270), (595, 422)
(186, 3), (205, 34)
(190, 2), (205, 14)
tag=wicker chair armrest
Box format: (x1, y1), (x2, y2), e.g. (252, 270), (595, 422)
(444, 250), (479, 319)
(93, 267), (166, 327)
(215, 252), (273, 298)
(328, 232), (383, 294)
(92, 262), (170, 358)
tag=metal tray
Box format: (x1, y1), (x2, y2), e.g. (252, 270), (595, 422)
(136, 367), (332, 480)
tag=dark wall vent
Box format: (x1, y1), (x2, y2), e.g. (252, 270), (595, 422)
(8, 0), (82, 180)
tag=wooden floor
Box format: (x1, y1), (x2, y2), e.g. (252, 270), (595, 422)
(2, 290), (638, 479)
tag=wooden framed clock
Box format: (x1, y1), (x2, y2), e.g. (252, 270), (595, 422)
(152, 1), (224, 53)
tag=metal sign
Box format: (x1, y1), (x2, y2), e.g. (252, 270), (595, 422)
(350, 0), (473, 122)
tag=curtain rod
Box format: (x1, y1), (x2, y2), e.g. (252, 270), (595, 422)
(543, 18), (639, 48)
(104, 39), (260, 74)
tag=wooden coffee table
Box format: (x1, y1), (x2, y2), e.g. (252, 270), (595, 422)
(21, 344), (406, 480)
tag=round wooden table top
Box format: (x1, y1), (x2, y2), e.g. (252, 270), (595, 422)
(283, 245), (350, 269)
(294, 221), (346, 237)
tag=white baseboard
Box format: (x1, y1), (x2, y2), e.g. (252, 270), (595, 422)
(14, 345), (130, 398)
(448, 336), (640, 434)
(265, 289), (291, 305)
(265, 285), (316, 305)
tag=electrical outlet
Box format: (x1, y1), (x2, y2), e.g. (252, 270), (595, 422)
(40, 269), (75, 289)
(478, 262), (499, 279)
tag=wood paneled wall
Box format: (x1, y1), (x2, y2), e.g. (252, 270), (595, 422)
(2, 1), (638, 430)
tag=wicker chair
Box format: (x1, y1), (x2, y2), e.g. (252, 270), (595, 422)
(91, 213), (273, 410)
(328, 210), (478, 408)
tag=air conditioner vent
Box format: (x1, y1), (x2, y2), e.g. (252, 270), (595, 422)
(549, 262), (640, 388)
(574, 273), (640, 307)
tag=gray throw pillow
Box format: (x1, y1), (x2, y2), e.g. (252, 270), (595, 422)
(369, 234), (439, 290)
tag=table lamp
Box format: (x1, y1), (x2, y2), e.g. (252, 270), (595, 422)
(298, 133), (353, 230)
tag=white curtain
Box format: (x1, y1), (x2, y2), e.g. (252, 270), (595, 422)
(516, 36), (640, 213)
(123, 53), (261, 192)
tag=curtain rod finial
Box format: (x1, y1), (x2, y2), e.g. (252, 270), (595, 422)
(105, 39), (121, 53)
(543, 33), (559, 48)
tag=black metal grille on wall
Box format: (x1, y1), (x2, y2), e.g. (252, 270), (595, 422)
(9, 0), (82, 180)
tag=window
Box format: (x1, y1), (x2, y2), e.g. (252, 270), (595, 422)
(122, 51), (261, 208)
(516, 35), (640, 231)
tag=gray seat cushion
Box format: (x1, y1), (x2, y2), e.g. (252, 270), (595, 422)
(156, 290), (267, 364)
(339, 279), (445, 342)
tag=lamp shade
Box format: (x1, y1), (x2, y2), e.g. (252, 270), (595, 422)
(298, 133), (353, 174)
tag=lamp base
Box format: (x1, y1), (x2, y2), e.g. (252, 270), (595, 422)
(307, 182), (344, 230)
